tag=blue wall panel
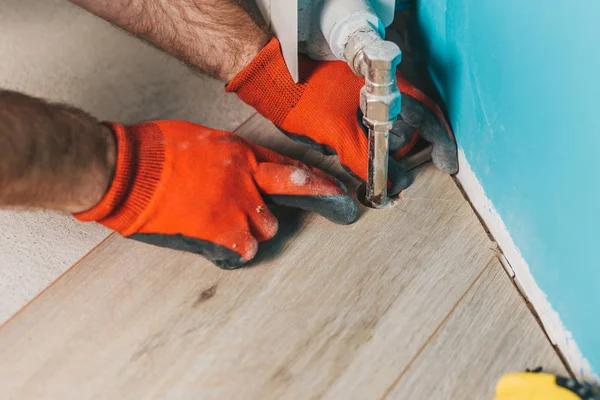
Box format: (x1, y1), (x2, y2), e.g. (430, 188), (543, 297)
(414, 0), (600, 370)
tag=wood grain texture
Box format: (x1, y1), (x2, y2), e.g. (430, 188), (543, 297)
(386, 258), (568, 400)
(0, 116), (520, 400)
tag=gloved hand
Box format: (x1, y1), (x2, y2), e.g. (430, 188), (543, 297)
(226, 38), (458, 194)
(75, 121), (357, 269)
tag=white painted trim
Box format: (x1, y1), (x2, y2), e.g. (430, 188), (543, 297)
(456, 149), (597, 382)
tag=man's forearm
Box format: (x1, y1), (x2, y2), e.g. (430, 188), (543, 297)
(69, 0), (270, 82)
(0, 91), (115, 212)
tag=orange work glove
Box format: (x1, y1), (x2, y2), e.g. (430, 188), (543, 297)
(226, 38), (458, 194)
(75, 121), (357, 269)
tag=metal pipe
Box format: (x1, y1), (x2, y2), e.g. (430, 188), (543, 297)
(317, 1), (402, 208)
(366, 126), (390, 207)
(351, 37), (402, 208)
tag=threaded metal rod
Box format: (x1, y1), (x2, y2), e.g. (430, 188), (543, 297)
(366, 126), (390, 208)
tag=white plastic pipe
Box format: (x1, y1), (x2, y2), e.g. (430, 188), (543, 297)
(318, 0), (386, 60)
(254, 0), (396, 80)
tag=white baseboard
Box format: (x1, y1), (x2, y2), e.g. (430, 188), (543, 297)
(456, 149), (596, 382)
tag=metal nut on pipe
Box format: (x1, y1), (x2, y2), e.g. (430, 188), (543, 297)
(358, 41), (402, 127)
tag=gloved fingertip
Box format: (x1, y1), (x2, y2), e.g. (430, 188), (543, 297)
(128, 232), (251, 270)
(213, 256), (248, 270)
(211, 232), (258, 270)
(419, 112), (459, 174)
(432, 143), (459, 175)
(265, 194), (358, 225)
(325, 194), (359, 225)
(388, 158), (413, 195)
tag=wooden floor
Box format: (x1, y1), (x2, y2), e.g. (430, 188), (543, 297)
(0, 114), (567, 399)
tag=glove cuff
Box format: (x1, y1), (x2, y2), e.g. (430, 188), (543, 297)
(225, 37), (304, 126)
(74, 122), (165, 232)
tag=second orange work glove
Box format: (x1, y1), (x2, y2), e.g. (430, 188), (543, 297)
(75, 121), (357, 270)
(226, 38), (458, 194)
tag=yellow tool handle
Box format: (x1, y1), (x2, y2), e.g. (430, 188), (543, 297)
(494, 372), (597, 400)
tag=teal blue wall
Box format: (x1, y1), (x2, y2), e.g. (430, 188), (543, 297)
(413, 0), (600, 372)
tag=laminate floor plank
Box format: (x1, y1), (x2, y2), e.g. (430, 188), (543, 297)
(0, 116), (505, 400)
(386, 258), (568, 400)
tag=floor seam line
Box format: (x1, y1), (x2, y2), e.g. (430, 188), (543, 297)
(0, 231), (116, 328)
(498, 257), (576, 378)
(232, 111), (259, 133)
(379, 254), (497, 400)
